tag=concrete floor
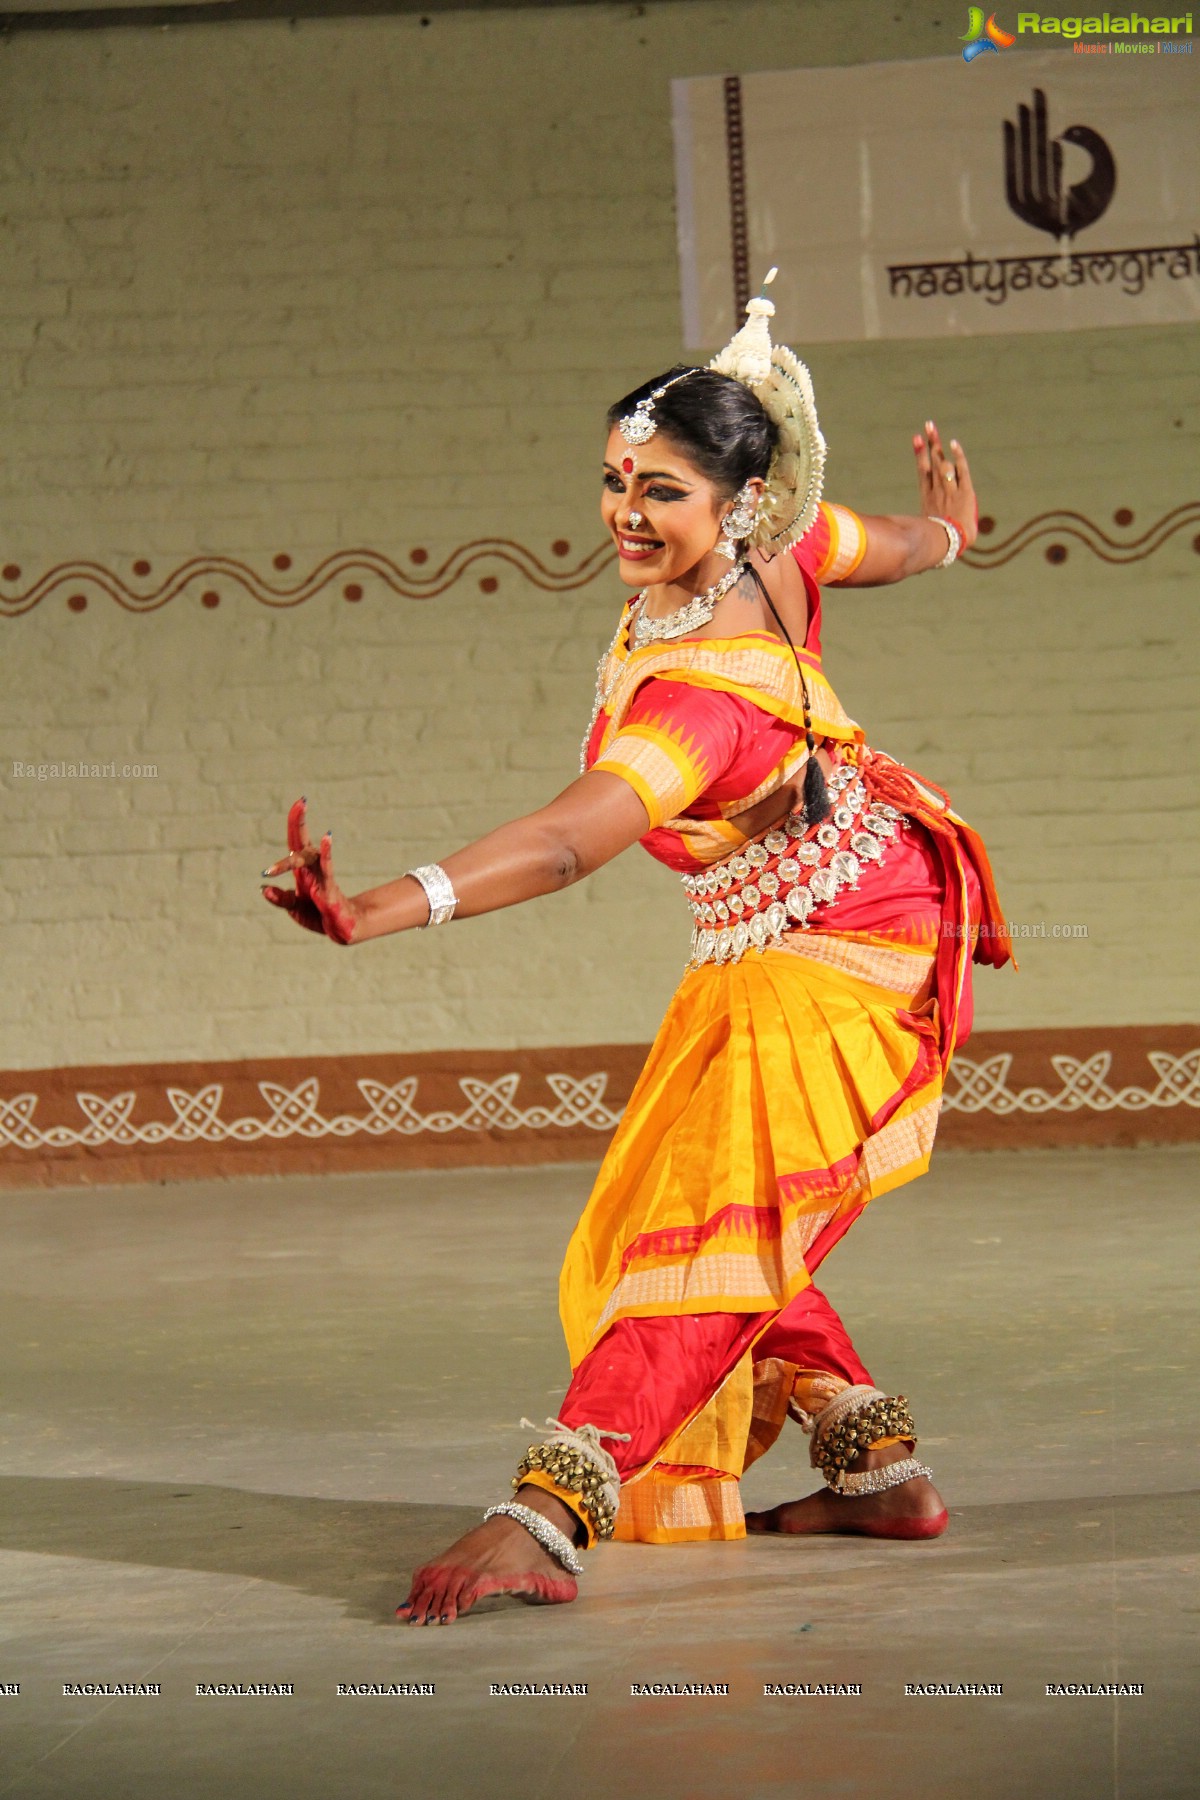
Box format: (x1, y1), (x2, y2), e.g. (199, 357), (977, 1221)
(0, 1147), (1196, 1800)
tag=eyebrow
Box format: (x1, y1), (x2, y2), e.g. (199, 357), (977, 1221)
(602, 461), (692, 485)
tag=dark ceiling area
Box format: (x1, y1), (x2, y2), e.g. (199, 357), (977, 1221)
(4, 0), (673, 32)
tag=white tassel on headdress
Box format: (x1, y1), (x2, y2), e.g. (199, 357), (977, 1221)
(712, 265), (778, 386)
(709, 268), (827, 557)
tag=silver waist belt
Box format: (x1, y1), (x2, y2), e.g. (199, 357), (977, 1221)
(682, 762), (905, 968)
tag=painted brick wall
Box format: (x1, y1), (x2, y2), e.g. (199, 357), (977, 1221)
(1, 0), (1197, 1070)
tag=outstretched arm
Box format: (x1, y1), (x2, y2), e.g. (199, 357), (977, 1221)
(832, 419), (979, 587)
(262, 774), (651, 945)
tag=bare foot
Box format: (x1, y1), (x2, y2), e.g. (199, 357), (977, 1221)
(397, 1489), (582, 1625)
(746, 1444), (949, 1541)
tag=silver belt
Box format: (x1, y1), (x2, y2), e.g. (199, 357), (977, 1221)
(682, 762), (904, 968)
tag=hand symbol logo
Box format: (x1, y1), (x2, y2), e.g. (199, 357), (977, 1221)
(1003, 88), (1117, 241)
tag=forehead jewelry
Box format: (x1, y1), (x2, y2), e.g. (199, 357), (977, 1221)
(618, 368), (701, 448)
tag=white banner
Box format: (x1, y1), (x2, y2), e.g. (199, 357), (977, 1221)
(672, 51), (1200, 344)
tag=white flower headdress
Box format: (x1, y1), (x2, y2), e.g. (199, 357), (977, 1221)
(708, 268), (826, 557)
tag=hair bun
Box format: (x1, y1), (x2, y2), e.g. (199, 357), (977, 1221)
(709, 277), (825, 556)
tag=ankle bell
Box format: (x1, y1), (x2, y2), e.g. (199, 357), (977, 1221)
(804, 1384), (920, 1492)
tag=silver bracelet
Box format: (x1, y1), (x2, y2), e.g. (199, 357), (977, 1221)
(830, 1456), (933, 1497)
(404, 862), (458, 927)
(928, 515), (964, 567)
(483, 1502), (584, 1576)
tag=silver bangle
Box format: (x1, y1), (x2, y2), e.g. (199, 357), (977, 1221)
(482, 1502), (584, 1576)
(830, 1456), (933, 1497)
(928, 515), (963, 567)
(404, 862), (458, 927)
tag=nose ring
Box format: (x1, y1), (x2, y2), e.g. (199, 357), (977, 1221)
(628, 511), (644, 528)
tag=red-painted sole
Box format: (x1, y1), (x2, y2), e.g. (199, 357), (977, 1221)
(842, 1509), (950, 1540)
(747, 1506), (951, 1541)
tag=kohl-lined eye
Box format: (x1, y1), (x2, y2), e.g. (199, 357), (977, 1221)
(645, 485), (686, 503)
(602, 472), (625, 492)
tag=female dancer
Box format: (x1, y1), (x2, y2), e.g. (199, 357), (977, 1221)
(262, 284), (1011, 1625)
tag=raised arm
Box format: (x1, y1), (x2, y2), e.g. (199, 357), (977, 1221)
(262, 775), (651, 945)
(831, 419), (979, 587)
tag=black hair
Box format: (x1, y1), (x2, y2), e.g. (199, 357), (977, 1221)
(605, 366), (777, 499)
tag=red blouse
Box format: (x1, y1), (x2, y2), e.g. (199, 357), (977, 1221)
(586, 503), (869, 870)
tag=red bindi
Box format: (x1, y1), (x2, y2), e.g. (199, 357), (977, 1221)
(622, 457), (634, 474)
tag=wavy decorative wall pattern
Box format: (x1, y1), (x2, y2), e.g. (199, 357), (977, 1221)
(0, 539), (614, 616)
(966, 501), (1200, 569)
(2, 505), (1198, 615)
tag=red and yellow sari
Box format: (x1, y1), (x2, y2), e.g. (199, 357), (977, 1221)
(524, 503), (1012, 1545)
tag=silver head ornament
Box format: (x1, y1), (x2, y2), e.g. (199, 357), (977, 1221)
(618, 368), (702, 447)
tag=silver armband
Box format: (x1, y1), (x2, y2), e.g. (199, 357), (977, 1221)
(405, 862), (458, 927)
(928, 515), (964, 567)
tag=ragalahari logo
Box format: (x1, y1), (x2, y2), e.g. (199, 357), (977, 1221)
(962, 7), (1017, 60)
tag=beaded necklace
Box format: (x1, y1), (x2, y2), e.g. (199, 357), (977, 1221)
(629, 560), (746, 647)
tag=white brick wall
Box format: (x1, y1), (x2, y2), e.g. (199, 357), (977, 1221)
(1, 2), (1197, 1069)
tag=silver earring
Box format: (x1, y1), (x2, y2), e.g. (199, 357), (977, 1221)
(717, 482), (758, 560)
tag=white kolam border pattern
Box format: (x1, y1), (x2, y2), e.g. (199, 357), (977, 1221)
(1, 1050), (1198, 1155)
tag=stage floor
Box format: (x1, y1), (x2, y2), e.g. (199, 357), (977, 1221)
(1, 1147), (1195, 1799)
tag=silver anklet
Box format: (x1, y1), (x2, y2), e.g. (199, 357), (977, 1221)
(405, 862), (458, 927)
(482, 1501), (584, 1577)
(831, 1456), (933, 1497)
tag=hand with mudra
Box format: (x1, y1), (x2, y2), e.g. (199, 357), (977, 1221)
(912, 417), (978, 563)
(261, 797), (360, 945)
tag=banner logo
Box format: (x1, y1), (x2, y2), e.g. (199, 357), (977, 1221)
(1004, 88), (1117, 237)
(961, 7), (1017, 60)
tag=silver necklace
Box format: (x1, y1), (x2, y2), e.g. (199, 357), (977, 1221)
(630, 560), (746, 647)
(579, 561), (747, 774)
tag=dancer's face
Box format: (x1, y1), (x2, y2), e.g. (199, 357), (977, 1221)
(601, 428), (737, 589)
